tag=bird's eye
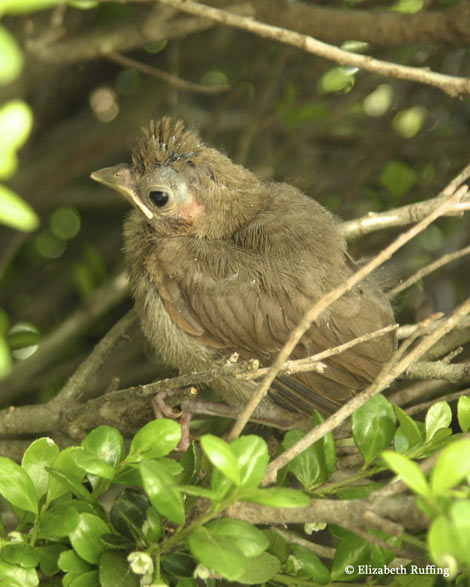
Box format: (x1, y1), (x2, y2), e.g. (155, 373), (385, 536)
(149, 190), (170, 208)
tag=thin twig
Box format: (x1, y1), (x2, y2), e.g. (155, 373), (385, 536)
(228, 181), (468, 444)
(405, 388), (470, 417)
(388, 244), (470, 298)
(106, 51), (230, 94)
(157, 0), (470, 97)
(54, 310), (138, 403)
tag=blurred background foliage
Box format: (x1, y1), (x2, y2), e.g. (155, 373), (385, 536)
(0, 0), (469, 406)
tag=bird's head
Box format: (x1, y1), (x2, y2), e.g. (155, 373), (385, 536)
(91, 117), (268, 239)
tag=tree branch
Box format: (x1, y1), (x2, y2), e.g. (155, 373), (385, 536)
(158, 0), (470, 97)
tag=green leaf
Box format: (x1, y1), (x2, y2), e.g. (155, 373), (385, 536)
(187, 527), (247, 581)
(331, 533), (370, 580)
(139, 460), (184, 525)
(39, 505), (79, 538)
(58, 550), (93, 573)
(109, 490), (148, 541)
(0, 560), (38, 587)
(291, 544), (330, 585)
(72, 449), (115, 480)
(201, 434), (240, 485)
(457, 396), (470, 432)
(430, 438), (470, 494)
(38, 544), (68, 576)
(394, 406), (423, 451)
(382, 451), (431, 497)
(0, 456), (38, 514)
(0, 185), (39, 231)
(428, 515), (461, 568)
(47, 468), (92, 503)
(69, 569), (100, 586)
(280, 411), (334, 489)
(68, 513), (111, 564)
(82, 426), (123, 468)
(379, 160), (417, 200)
(318, 67), (355, 94)
(238, 487), (310, 507)
(1, 544), (40, 568)
(231, 436), (269, 487)
(352, 395), (396, 465)
(22, 437), (59, 500)
(0, 26), (23, 85)
(145, 507), (162, 541)
(206, 519), (269, 558)
(0, 334), (12, 378)
(160, 552), (196, 578)
(449, 500), (470, 564)
(99, 550), (139, 587)
(128, 419), (181, 461)
(236, 552), (281, 584)
(0, 100), (33, 178)
(177, 441), (200, 484)
(46, 447), (87, 503)
(425, 401), (452, 442)
(1, 0), (61, 14)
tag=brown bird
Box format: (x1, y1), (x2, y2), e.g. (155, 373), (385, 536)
(91, 117), (396, 429)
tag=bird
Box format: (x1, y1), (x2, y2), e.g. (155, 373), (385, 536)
(91, 117), (396, 430)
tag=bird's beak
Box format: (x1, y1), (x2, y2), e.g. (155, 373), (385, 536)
(90, 163), (153, 219)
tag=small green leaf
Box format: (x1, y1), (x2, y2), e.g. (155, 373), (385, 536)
(291, 544), (330, 585)
(0, 560), (38, 587)
(282, 430), (314, 486)
(47, 468), (92, 503)
(0, 334), (12, 378)
(139, 460), (184, 525)
(425, 401), (452, 442)
(1, 544), (40, 568)
(72, 449), (115, 480)
(1, 0), (61, 14)
(352, 395), (396, 465)
(46, 447), (88, 503)
(236, 552), (281, 585)
(38, 544), (68, 576)
(331, 533), (370, 580)
(206, 519), (269, 558)
(0, 26), (23, 85)
(428, 516), (461, 569)
(231, 436), (269, 488)
(430, 438), (470, 494)
(0, 100), (33, 178)
(69, 513), (111, 564)
(457, 396), (470, 432)
(318, 67), (355, 94)
(238, 487), (310, 508)
(0, 456), (38, 514)
(394, 406), (423, 451)
(109, 490), (148, 541)
(128, 419), (181, 461)
(22, 437), (59, 500)
(382, 451), (431, 497)
(379, 160), (417, 200)
(58, 549), (93, 573)
(0, 185), (39, 231)
(187, 527), (247, 581)
(68, 569), (100, 586)
(39, 505), (79, 538)
(82, 425), (123, 467)
(99, 550), (139, 587)
(201, 434), (240, 485)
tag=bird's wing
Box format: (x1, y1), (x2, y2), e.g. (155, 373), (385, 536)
(147, 245), (395, 416)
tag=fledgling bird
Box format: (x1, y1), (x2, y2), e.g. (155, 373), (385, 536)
(91, 117), (396, 427)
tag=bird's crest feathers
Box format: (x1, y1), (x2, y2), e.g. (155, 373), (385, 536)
(132, 117), (201, 173)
